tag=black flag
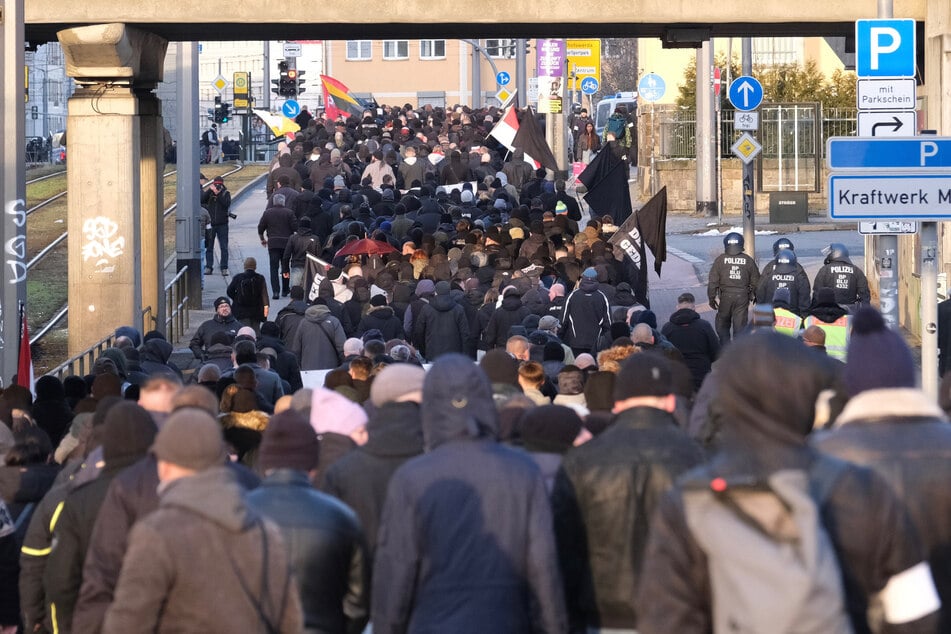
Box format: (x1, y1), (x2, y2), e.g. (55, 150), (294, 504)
(607, 204), (648, 306)
(637, 186), (668, 276)
(578, 145), (632, 225)
(512, 107), (559, 173)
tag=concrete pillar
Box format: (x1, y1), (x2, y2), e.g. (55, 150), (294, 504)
(58, 24), (168, 355)
(696, 41), (717, 216)
(138, 92), (165, 335)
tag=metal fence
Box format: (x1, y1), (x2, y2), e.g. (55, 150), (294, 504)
(658, 105), (858, 159)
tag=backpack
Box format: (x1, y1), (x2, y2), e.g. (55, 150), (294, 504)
(681, 457), (852, 634)
(201, 130), (210, 144)
(605, 116), (627, 142)
(237, 275), (259, 306)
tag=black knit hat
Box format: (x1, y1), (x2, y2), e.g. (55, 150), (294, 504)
(479, 349), (519, 385)
(614, 353), (672, 401)
(519, 405), (583, 454)
(258, 410), (320, 472)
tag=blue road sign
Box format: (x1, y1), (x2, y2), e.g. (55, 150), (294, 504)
(856, 19), (916, 78)
(827, 137), (951, 170)
(496, 71), (511, 86)
(281, 99), (300, 118)
(728, 76), (763, 111)
(580, 76), (600, 95)
(638, 73), (665, 103)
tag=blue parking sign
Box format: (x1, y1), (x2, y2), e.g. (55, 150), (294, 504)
(856, 19), (916, 78)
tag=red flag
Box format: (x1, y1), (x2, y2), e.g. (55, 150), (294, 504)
(320, 75), (365, 122)
(17, 305), (34, 395)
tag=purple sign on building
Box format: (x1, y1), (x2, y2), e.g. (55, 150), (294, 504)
(536, 39), (565, 114)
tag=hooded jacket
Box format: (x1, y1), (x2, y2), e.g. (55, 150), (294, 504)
(661, 308), (720, 390)
(276, 299), (309, 346)
(372, 356), (567, 634)
(102, 467), (302, 634)
(561, 277), (611, 351)
(636, 333), (939, 634)
(483, 292), (531, 350)
(414, 293), (470, 360)
(139, 338), (182, 379)
(290, 305), (346, 371)
(189, 313), (240, 360)
(357, 305), (405, 342)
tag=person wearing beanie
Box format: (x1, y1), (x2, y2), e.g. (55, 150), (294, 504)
(246, 410), (370, 633)
(479, 349), (523, 406)
(309, 388), (369, 487)
(640, 332), (941, 633)
(661, 292), (720, 391)
(226, 256), (270, 333)
(413, 279), (469, 361)
(102, 408), (302, 634)
(372, 354), (567, 633)
(323, 364), (426, 561)
(189, 296), (240, 361)
(282, 215), (320, 292)
(45, 402), (158, 634)
(519, 404), (590, 491)
(803, 287), (851, 361)
(552, 352), (704, 632)
(356, 293), (405, 342)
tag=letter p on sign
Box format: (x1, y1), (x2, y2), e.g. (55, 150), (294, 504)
(856, 19), (916, 78)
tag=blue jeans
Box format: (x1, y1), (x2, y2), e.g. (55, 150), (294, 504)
(206, 224), (229, 271)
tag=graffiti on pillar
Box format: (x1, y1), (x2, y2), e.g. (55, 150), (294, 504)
(5, 199), (26, 284)
(743, 173), (754, 224)
(81, 216), (125, 272)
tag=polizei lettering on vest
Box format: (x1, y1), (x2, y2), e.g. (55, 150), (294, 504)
(838, 189), (929, 205)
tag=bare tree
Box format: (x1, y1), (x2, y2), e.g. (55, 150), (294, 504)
(598, 39), (638, 99)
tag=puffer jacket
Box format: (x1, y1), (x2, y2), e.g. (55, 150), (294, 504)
(561, 278), (610, 352)
(290, 305), (346, 371)
(414, 294), (470, 360)
(356, 306), (405, 341)
(483, 293), (530, 349)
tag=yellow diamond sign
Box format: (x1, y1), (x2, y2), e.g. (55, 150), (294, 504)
(211, 75), (229, 94)
(731, 132), (762, 164)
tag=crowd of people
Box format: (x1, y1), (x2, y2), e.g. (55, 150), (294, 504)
(0, 101), (947, 634)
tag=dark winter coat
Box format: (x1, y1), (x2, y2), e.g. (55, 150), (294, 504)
(323, 401), (424, 561)
(246, 470), (369, 634)
(139, 339), (182, 379)
(661, 308), (720, 390)
(552, 406), (704, 630)
(276, 300), (309, 346)
(483, 294), (531, 350)
(189, 313), (240, 359)
(258, 205), (299, 251)
(282, 227), (320, 268)
(708, 252), (760, 299)
(357, 306), (405, 341)
(31, 377), (74, 447)
(561, 278), (611, 351)
(813, 257), (871, 307)
(73, 456), (260, 634)
(758, 259), (811, 314)
(812, 388), (951, 631)
(227, 270), (270, 322)
(200, 187), (232, 226)
(290, 305), (346, 371)
(101, 467), (302, 634)
(414, 295), (470, 360)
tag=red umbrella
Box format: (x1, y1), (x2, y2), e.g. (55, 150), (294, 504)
(334, 238), (398, 258)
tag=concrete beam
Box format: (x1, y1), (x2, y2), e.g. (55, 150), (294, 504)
(58, 23), (166, 85)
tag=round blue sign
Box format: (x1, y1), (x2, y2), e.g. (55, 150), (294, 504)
(638, 73), (666, 103)
(580, 76), (600, 95)
(496, 71), (511, 87)
(728, 76), (763, 111)
(281, 99), (300, 118)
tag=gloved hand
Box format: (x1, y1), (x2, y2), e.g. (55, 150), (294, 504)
(709, 298), (718, 310)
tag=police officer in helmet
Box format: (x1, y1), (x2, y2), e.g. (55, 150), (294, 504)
(756, 241), (811, 315)
(708, 232), (760, 343)
(812, 242), (870, 312)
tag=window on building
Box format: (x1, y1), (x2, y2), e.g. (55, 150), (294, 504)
(420, 40), (446, 60)
(486, 39), (516, 59)
(752, 37), (803, 66)
(346, 40), (372, 61)
(383, 40), (409, 60)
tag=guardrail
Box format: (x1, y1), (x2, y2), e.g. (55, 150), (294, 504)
(45, 332), (116, 382)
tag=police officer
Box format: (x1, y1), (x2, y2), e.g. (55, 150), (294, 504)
(812, 242), (870, 311)
(708, 232), (760, 343)
(759, 238), (810, 308)
(756, 248), (810, 315)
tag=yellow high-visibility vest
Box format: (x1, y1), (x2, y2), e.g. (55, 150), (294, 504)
(773, 307), (802, 337)
(804, 314), (851, 361)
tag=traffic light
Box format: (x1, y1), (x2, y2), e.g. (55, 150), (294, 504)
(295, 69), (306, 95)
(507, 42), (517, 57)
(212, 96), (223, 123)
(525, 40), (532, 55)
(220, 102), (231, 123)
(285, 68), (299, 97)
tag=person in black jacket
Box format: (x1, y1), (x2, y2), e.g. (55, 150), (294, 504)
(552, 353), (704, 632)
(201, 176), (232, 275)
(357, 295), (405, 341)
(812, 242), (870, 311)
(708, 232), (760, 344)
(483, 285), (531, 350)
(246, 410), (369, 634)
(281, 216), (320, 290)
(276, 286), (309, 346)
(323, 364), (425, 564)
(561, 268), (611, 356)
(661, 292), (720, 391)
(226, 257), (270, 333)
(189, 296), (240, 361)
(413, 281), (470, 361)
(258, 193), (298, 299)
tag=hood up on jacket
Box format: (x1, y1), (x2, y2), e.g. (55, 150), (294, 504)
(304, 304), (332, 321)
(421, 353), (498, 451)
(713, 332), (838, 467)
(142, 338), (174, 364)
(669, 307), (700, 326)
(160, 465), (253, 533)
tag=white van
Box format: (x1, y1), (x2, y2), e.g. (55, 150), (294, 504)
(594, 92), (638, 136)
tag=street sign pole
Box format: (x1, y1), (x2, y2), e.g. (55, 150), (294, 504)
(741, 38), (755, 257)
(921, 127), (939, 399)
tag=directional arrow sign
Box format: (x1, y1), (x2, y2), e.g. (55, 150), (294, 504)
(728, 76), (763, 111)
(496, 71), (511, 87)
(827, 137), (951, 170)
(857, 111), (916, 137)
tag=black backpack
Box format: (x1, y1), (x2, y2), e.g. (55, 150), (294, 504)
(237, 275), (259, 306)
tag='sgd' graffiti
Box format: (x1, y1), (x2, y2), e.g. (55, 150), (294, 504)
(5, 199), (26, 285)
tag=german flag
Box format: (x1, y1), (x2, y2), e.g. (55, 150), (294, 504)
(320, 75), (365, 122)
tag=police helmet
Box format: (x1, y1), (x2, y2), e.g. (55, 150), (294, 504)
(772, 237), (795, 257)
(824, 242), (849, 264)
(723, 232), (744, 254)
(776, 249), (797, 266)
